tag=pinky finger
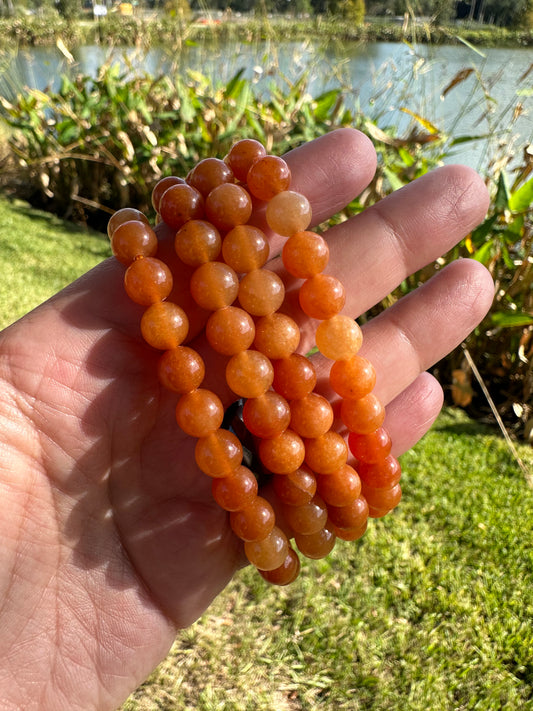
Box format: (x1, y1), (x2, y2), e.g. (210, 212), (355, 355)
(386, 372), (444, 457)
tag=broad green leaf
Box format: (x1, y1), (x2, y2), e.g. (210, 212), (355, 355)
(491, 311), (533, 328)
(383, 167), (405, 192)
(470, 214), (498, 245)
(313, 89), (340, 122)
(509, 176), (533, 212)
(495, 171), (510, 211)
(471, 238), (494, 265)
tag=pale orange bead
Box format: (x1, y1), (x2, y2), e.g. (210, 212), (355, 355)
(174, 219), (221, 266)
(244, 526), (289, 570)
(330, 355), (376, 400)
(304, 431), (348, 474)
(254, 313), (300, 360)
(195, 429), (243, 478)
(258, 429), (305, 474)
(265, 190), (312, 236)
(282, 230), (329, 278)
(124, 257), (173, 306)
(289, 393), (334, 439)
(140, 302), (189, 350)
(225, 350), (274, 398)
(238, 269), (285, 316)
(189, 262), (239, 311)
(205, 306), (255, 355)
(315, 315), (363, 361)
(340, 394), (386, 434)
(175, 388), (224, 438)
(222, 225), (270, 273)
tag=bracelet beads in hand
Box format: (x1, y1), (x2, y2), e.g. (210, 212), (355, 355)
(107, 138), (401, 586)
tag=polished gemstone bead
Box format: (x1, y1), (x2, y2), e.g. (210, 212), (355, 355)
(157, 346), (205, 393)
(331, 519), (368, 541)
(258, 429), (305, 474)
(189, 262), (239, 311)
(107, 207), (149, 238)
(272, 354), (317, 400)
(299, 274), (346, 320)
(244, 526), (289, 570)
(111, 220), (158, 265)
(211, 466), (258, 511)
(226, 138), (267, 183)
(289, 393), (334, 439)
(294, 524), (336, 559)
(357, 455), (401, 489)
(238, 269), (285, 316)
(242, 391), (291, 438)
(124, 257), (173, 305)
(329, 354), (375, 399)
(229, 496), (275, 541)
(258, 546), (301, 586)
(281, 230), (329, 278)
(282, 494), (328, 535)
(151, 176), (186, 213)
(174, 219), (221, 266)
(348, 427), (392, 463)
(246, 155), (291, 201)
(225, 350), (274, 399)
(265, 190), (312, 236)
(272, 467), (317, 506)
(254, 313), (300, 360)
(175, 388), (224, 438)
(316, 316), (363, 361)
(186, 157), (234, 197)
(304, 431), (348, 474)
(205, 306), (255, 355)
(316, 463), (361, 507)
(195, 429), (243, 478)
(140, 301), (189, 350)
(340, 394), (386, 434)
(159, 183), (205, 230)
(222, 225), (270, 273)
(362, 482), (402, 516)
(205, 183), (252, 232)
(327, 495), (369, 530)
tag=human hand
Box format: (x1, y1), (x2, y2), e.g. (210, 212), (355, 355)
(0, 128), (493, 710)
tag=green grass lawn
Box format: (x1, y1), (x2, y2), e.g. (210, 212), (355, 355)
(1, 197), (532, 711)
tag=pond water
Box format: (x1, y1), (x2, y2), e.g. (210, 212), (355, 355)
(1, 38), (531, 171)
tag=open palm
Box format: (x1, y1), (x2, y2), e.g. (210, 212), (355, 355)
(0, 129), (493, 711)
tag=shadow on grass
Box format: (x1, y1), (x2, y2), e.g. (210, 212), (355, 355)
(11, 200), (108, 239)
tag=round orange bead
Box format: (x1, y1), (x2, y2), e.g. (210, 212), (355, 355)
(157, 346), (205, 393)
(316, 315), (363, 361)
(299, 274), (346, 320)
(246, 155), (291, 201)
(175, 388), (224, 438)
(242, 391), (291, 439)
(289, 393), (334, 439)
(195, 429), (243, 478)
(244, 526), (289, 570)
(211, 466), (258, 511)
(265, 190), (312, 236)
(174, 219), (221, 266)
(254, 313), (300, 360)
(327, 495), (369, 530)
(140, 302), (189, 350)
(329, 354), (376, 399)
(272, 354), (317, 400)
(357, 455), (401, 489)
(107, 207), (149, 238)
(226, 138), (267, 183)
(258, 429), (306, 475)
(230, 496), (275, 541)
(225, 350), (274, 399)
(362, 482), (402, 515)
(281, 230), (329, 278)
(124, 257), (173, 305)
(205, 183), (252, 232)
(111, 220), (158, 265)
(186, 157), (234, 197)
(222, 225), (270, 273)
(189, 262), (239, 311)
(294, 524), (336, 560)
(316, 464), (362, 507)
(151, 176), (186, 213)
(238, 269), (285, 316)
(272, 467), (317, 507)
(332, 519), (368, 541)
(258, 547), (300, 586)
(340, 394), (386, 434)
(205, 306), (255, 355)
(282, 494), (328, 535)
(304, 431), (348, 474)
(159, 183), (204, 230)
(348, 427), (392, 463)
